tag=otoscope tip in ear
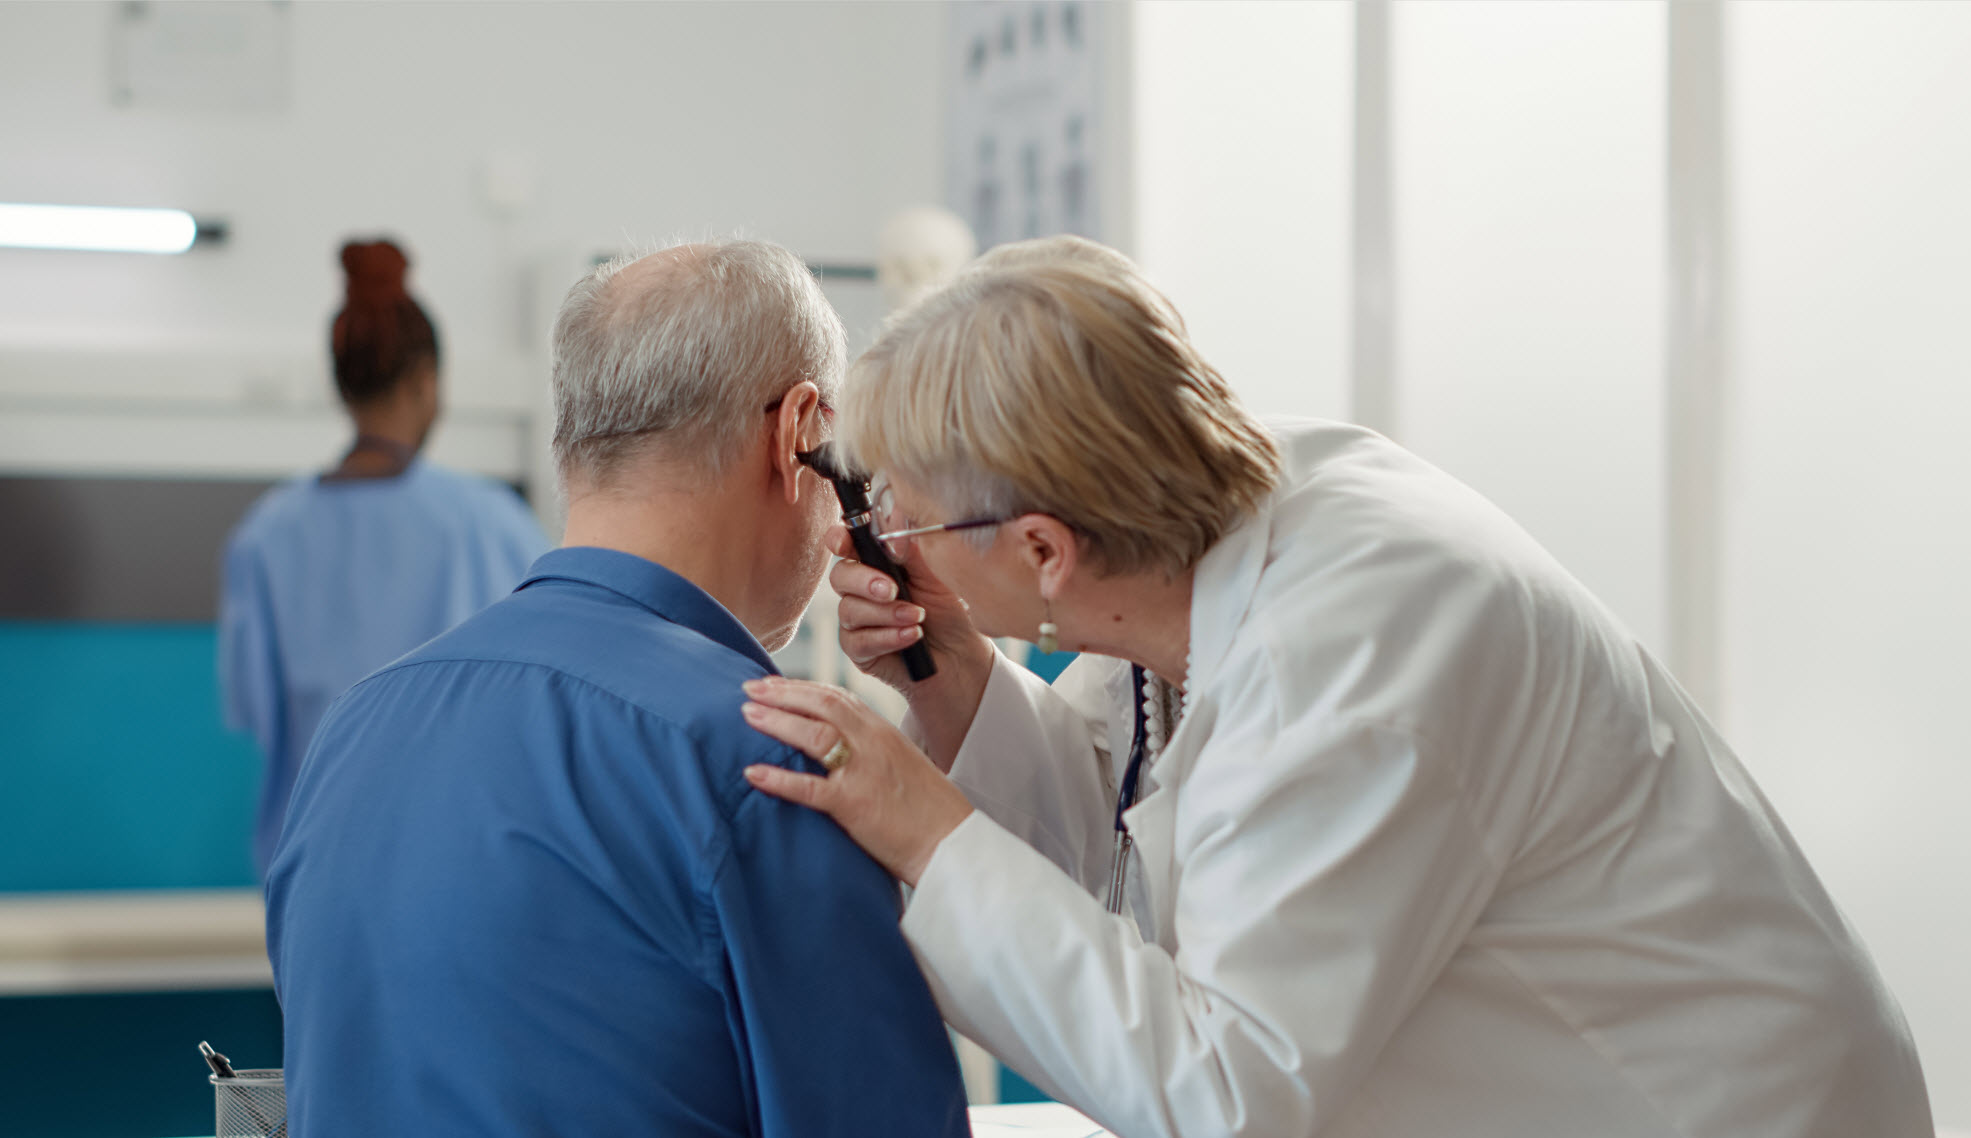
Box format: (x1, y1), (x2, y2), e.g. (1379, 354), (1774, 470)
(797, 442), (875, 519)
(794, 442), (848, 482)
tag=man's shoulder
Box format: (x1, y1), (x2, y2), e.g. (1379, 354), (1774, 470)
(339, 584), (800, 805)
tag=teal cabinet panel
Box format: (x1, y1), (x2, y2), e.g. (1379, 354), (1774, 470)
(0, 623), (259, 892)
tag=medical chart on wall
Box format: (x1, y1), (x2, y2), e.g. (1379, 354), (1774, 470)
(111, 1), (291, 110)
(947, 1), (1104, 248)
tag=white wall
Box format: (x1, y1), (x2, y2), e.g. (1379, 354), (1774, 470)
(1131, 0), (1666, 652)
(0, 1), (940, 477)
(1381, 1), (1969, 1112)
(1130, 0), (1353, 422)
(1390, 0), (1669, 654)
(1147, 0), (1966, 1113)
(1727, 3), (1971, 1122)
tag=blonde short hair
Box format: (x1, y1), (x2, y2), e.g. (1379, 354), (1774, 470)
(842, 237), (1281, 578)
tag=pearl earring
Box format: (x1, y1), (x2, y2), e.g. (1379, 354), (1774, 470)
(1037, 600), (1059, 655)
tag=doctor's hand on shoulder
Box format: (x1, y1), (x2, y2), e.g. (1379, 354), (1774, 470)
(820, 523), (996, 770)
(742, 675), (973, 887)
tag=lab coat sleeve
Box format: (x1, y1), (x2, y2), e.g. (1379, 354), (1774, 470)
(216, 536), (284, 759)
(710, 753), (971, 1138)
(900, 671), (1508, 1138)
(940, 649), (1121, 894)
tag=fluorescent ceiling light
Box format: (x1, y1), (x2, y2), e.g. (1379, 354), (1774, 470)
(0, 202), (201, 254)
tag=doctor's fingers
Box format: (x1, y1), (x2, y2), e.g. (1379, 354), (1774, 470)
(738, 701), (850, 786)
(838, 598), (926, 660)
(741, 677), (975, 886)
(842, 626), (926, 669)
(742, 757), (836, 817)
(823, 523), (856, 561)
(830, 555), (900, 603)
(739, 677), (880, 756)
(838, 595), (926, 633)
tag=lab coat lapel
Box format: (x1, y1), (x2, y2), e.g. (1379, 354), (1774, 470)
(1121, 503), (1273, 949)
(1186, 501), (1273, 703)
(1122, 708), (1197, 949)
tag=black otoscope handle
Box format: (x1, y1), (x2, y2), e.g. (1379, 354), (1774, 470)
(844, 523), (938, 682)
(795, 443), (938, 683)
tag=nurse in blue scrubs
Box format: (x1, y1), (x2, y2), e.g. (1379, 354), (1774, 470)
(219, 239), (547, 874)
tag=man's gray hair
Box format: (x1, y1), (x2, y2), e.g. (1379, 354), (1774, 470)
(551, 239), (847, 487)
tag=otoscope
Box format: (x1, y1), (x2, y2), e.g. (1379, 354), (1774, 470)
(796, 442), (937, 682)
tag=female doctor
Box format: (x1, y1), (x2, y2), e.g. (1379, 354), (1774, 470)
(738, 238), (1928, 1138)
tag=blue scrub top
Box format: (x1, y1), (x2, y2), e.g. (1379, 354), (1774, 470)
(264, 547), (970, 1138)
(218, 459), (547, 873)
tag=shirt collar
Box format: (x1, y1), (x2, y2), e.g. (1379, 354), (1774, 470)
(516, 546), (778, 674)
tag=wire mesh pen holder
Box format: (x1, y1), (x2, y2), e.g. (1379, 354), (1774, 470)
(210, 1067), (286, 1138)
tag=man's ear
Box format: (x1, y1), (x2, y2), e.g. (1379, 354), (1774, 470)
(770, 381), (824, 505)
(1008, 513), (1081, 600)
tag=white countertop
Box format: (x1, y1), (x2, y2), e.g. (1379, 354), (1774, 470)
(159, 1103), (1112, 1138)
(968, 1102), (1113, 1136)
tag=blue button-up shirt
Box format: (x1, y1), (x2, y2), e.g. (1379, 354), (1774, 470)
(266, 547), (969, 1138)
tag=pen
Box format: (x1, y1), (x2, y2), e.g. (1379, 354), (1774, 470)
(199, 1041), (236, 1079)
(199, 1041), (286, 1137)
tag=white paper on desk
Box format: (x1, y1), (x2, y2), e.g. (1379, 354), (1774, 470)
(967, 1101), (1113, 1138)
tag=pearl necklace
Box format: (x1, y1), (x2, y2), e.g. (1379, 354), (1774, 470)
(1139, 664), (1189, 762)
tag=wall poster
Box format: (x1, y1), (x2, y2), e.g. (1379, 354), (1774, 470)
(947, 1), (1104, 249)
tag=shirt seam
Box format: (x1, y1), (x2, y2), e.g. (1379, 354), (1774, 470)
(352, 654), (755, 748)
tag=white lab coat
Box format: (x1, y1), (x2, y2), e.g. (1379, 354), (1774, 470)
(900, 420), (1929, 1138)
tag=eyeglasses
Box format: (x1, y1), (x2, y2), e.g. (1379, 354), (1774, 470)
(869, 481), (1007, 548)
(874, 516), (1006, 547)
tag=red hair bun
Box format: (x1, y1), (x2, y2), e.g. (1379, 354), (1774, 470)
(340, 240), (410, 307)
(330, 237), (437, 403)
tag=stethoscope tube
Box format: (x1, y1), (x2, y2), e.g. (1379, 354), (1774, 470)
(1105, 664), (1152, 914)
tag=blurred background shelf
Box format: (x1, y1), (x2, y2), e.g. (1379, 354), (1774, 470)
(0, 890), (268, 996)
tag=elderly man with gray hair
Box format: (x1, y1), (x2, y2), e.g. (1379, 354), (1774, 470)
(265, 240), (971, 1138)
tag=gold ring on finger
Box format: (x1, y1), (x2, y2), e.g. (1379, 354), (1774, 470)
(820, 739), (851, 772)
